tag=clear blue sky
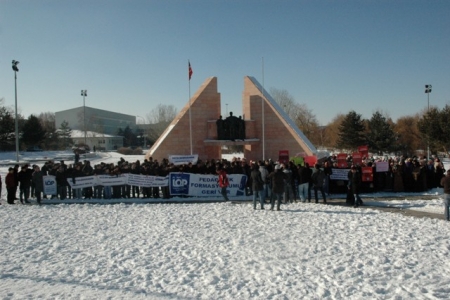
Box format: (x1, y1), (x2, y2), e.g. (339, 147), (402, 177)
(1, 0), (449, 125)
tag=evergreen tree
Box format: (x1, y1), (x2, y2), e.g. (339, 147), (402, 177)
(58, 120), (73, 149)
(336, 111), (367, 151)
(417, 107), (442, 154)
(0, 105), (15, 150)
(419, 105), (450, 153)
(366, 111), (397, 154)
(117, 126), (138, 147)
(438, 105), (450, 153)
(22, 114), (46, 147)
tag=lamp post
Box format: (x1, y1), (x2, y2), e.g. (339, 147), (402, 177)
(81, 90), (87, 146)
(425, 84), (432, 160)
(226, 103), (228, 116)
(12, 60), (19, 162)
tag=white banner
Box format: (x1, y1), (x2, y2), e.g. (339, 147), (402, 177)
(375, 161), (389, 172)
(329, 168), (350, 181)
(67, 176), (97, 189)
(169, 172), (247, 197)
(96, 174), (128, 186)
(168, 154), (198, 166)
(127, 173), (168, 187)
(66, 174), (169, 188)
(43, 175), (57, 195)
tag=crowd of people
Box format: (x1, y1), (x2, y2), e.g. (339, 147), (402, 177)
(0, 154), (447, 212)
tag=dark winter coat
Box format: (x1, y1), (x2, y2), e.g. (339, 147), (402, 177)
(18, 169), (33, 188)
(297, 165), (311, 185)
(311, 169), (325, 188)
(268, 169), (287, 194)
(250, 169), (264, 191)
(32, 171), (44, 193)
(55, 169), (68, 186)
(349, 170), (362, 194)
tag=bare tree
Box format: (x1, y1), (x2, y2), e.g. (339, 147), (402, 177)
(269, 88), (298, 121)
(323, 113), (346, 149)
(146, 104), (178, 124)
(38, 112), (56, 133)
(395, 114), (424, 156)
(270, 88), (320, 146)
(145, 104), (178, 141)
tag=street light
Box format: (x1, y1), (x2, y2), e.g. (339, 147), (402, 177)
(81, 90), (87, 146)
(12, 60), (19, 162)
(425, 84), (432, 159)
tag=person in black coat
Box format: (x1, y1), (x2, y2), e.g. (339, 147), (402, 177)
(311, 163), (327, 204)
(55, 165), (68, 200)
(17, 165), (33, 204)
(250, 164), (265, 209)
(349, 166), (363, 208)
(267, 164), (287, 211)
(71, 164), (84, 199)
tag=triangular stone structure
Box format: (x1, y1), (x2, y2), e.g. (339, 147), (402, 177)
(242, 76), (316, 161)
(146, 76), (317, 162)
(146, 77), (221, 161)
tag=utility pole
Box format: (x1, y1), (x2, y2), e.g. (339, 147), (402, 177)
(425, 84), (432, 160)
(12, 60), (19, 162)
(81, 90), (87, 146)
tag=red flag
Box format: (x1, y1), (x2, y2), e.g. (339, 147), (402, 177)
(189, 61), (193, 80)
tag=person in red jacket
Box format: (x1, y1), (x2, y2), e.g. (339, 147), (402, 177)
(5, 168), (16, 204)
(216, 164), (230, 201)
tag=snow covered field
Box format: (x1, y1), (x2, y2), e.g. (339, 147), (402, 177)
(1, 151), (450, 299)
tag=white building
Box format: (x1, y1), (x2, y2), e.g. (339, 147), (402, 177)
(55, 106), (136, 135)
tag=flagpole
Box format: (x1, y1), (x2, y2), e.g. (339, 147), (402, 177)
(188, 60), (193, 155)
(262, 57), (265, 160)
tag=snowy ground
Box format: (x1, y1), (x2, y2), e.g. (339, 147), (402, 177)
(1, 151), (449, 299)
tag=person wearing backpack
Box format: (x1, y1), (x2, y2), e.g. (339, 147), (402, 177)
(311, 163), (327, 204)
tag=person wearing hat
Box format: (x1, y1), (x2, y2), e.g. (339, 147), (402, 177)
(440, 169), (450, 221)
(267, 164), (287, 211)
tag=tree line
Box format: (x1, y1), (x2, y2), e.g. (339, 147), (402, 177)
(270, 88), (449, 157)
(1, 93), (448, 157)
(0, 99), (177, 151)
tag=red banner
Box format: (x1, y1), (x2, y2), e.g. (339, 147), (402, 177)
(337, 153), (348, 168)
(352, 152), (363, 166)
(278, 150), (289, 164)
(358, 145), (369, 159)
(361, 167), (373, 182)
